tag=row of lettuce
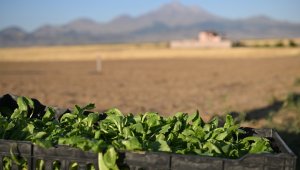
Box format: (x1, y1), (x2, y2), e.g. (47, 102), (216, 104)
(0, 96), (273, 170)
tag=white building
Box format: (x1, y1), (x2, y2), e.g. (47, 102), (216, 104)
(170, 31), (232, 48)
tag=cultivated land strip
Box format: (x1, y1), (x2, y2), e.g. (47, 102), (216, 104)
(0, 44), (300, 62)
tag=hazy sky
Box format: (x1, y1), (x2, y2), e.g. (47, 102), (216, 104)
(1, 0), (300, 31)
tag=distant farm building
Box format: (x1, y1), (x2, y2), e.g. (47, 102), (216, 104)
(170, 31), (232, 48)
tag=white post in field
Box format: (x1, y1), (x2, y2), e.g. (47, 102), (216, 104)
(96, 56), (102, 73)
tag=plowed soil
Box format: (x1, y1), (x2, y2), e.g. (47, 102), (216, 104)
(1, 57), (300, 120)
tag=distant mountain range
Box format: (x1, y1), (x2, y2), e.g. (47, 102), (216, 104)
(1, 2), (300, 47)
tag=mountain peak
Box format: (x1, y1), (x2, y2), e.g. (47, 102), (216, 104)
(162, 1), (184, 9)
(141, 1), (219, 27)
(66, 18), (98, 27)
(62, 18), (100, 33)
(111, 14), (133, 23)
(160, 1), (196, 13)
(0, 26), (26, 34)
(159, 1), (211, 15)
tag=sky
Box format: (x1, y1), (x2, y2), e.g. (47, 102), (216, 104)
(1, 0), (300, 32)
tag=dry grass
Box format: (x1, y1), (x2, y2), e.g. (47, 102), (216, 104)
(0, 43), (299, 62)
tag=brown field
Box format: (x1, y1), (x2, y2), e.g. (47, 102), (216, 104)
(1, 44), (300, 122)
(2, 42), (300, 168)
(1, 44), (300, 162)
(1, 53), (300, 121)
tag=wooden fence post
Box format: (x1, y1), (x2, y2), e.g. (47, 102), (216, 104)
(96, 56), (102, 73)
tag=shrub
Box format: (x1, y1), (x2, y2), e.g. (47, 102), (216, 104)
(288, 40), (297, 47)
(275, 40), (284, 47)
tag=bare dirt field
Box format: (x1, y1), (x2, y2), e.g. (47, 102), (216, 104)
(1, 56), (300, 121)
(1, 44), (300, 169)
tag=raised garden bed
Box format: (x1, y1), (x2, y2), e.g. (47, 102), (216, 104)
(0, 94), (297, 170)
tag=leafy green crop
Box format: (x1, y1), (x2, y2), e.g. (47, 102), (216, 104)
(0, 96), (274, 170)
